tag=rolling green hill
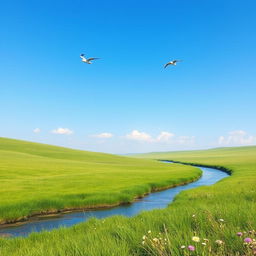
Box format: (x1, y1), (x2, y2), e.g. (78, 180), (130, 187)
(0, 137), (199, 223)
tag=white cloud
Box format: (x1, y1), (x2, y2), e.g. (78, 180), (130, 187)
(218, 130), (256, 146)
(125, 130), (194, 145)
(51, 127), (73, 135)
(33, 128), (41, 133)
(156, 131), (175, 142)
(125, 130), (153, 142)
(91, 132), (113, 139)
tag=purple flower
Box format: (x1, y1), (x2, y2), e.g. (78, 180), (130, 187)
(188, 245), (195, 251)
(244, 237), (252, 243)
(237, 232), (243, 237)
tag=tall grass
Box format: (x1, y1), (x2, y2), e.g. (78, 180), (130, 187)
(0, 145), (255, 255)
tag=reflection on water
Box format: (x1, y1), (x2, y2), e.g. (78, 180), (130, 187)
(0, 163), (228, 237)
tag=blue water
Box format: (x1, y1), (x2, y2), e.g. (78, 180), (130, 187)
(0, 163), (228, 237)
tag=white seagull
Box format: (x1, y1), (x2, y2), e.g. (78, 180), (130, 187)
(80, 54), (100, 64)
(164, 59), (182, 68)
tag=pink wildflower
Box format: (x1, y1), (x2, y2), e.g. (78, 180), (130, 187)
(244, 238), (252, 243)
(188, 245), (195, 251)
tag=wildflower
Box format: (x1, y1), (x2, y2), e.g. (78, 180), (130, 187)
(142, 241), (145, 245)
(203, 238), (209, 242)
(244, 238), (252, 243)
(152, 238), (159, 243)
(148, 230), (151, 234)
(142, 235), (146, 240)
(192, 214), (196, 218)
(219, 219), (224, 222)
(215, 240), (224, 245)
(202, 242), (207, 246)
(237, 232), (243, 237)
(192, 236), (200, 242)
(181, 245), (186, 249)
(188, 245), (195, 251)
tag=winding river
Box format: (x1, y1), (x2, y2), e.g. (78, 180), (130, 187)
(0, 162), (229, 237)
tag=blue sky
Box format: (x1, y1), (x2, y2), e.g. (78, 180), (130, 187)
(1, 0), (256, 153)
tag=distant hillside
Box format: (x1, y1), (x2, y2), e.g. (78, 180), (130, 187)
(0, 137), (131, 163)
(133, 145), (256, 160)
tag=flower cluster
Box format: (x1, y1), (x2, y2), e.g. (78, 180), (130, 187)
(237, 229), (256, 255)
(180, 235), (222, 254)
(141, 220), (256, 256)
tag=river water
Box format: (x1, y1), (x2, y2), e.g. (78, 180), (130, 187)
(0, 162), (228, 237)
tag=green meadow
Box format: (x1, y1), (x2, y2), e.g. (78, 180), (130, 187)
(0, 137), (199, 223)
(0, 139), (256, 256)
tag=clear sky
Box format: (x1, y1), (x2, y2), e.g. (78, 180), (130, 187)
(1, 0), (256, 153)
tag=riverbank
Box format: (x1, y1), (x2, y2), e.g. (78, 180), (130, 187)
(0, 173), (201, 228)
(0, 138), (200, 225)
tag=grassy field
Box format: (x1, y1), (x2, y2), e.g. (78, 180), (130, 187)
(0, 137), (200, 223)
(0, 145), (255, 256)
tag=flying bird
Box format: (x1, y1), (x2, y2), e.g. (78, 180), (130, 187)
(80, 54), (100, 64)
(164, 59), (182, 68)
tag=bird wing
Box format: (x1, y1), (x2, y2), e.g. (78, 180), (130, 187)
(80, 54), (86, 60)
(87, 57), (100, 61)
(164, 62), (170, 68)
